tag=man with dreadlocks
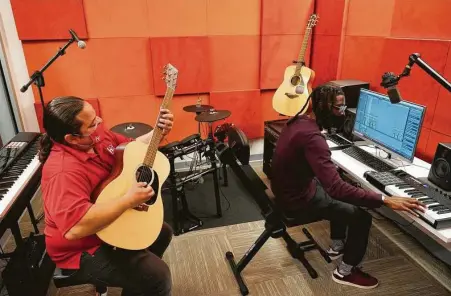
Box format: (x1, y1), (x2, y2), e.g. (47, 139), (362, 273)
(270, 84), (424, 289)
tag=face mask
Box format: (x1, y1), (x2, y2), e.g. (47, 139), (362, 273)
(71, 117), (104, 149)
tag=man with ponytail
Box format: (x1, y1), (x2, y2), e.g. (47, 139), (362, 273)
(40, 96), (174, 296)
(270, 84), (425, 289)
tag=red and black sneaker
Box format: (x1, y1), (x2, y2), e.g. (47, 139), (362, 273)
(332, 267), (379, 289)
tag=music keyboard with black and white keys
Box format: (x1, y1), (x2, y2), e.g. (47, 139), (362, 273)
(364, 170), (451, 230)
(0, 132), (42, 219)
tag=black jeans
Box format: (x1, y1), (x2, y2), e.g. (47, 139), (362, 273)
(293, 181), (373, 266)
(63, 222), (173, 296)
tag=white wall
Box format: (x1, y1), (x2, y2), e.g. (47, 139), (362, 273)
(0, 0), (39, 132)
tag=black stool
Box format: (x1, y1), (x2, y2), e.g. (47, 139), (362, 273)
(216, 143), (331, 296)
(53, 267), (108, 295)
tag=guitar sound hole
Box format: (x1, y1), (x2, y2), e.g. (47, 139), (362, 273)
(290, 76), (301, 86)
(135, 165), (159, 205)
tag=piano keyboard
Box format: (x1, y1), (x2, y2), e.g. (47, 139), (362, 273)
(364, 170), (451, 230)
(0, 133), (42, 218)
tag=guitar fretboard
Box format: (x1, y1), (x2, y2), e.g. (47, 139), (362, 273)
(295, 27), (312, 74)
(144, 88), (174, 167)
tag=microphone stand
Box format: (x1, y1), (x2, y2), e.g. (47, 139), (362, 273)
(381, 53), (451, 93)
(20, 34), (78, 107)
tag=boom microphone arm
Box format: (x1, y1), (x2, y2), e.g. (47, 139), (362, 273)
(381, 53), (451, 98)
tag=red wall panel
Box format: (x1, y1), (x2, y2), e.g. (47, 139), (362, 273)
(147, 0), (207, 37)
(310, 35), (341, 87)
(314, 0), (345, 36)
(90, 38), (154, 98)
(209, 36), (260, 92)
(150, 37), (210, 96)
(98, 95), (160, 130)
(431, 44), (451, 134)
(339, 36), (385, 87)
(261, 0), (314, 35)
(345, 0), (395, 37)
(23, 41), (96, 101)
(11, 0), (87, 41)
(260, 35), (311, 90)
(210, 90), (263, 139)
(416, 128), (431, 161)
(391, 0), (451, 40)
(207, 0), (260, 36)
(377, 39), (450, 129)
(83, 0), (149, 38)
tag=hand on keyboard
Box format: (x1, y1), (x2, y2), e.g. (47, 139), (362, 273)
(384, 196), (426, 217)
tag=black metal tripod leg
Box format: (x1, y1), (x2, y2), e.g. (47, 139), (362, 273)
(226, 229), (272, 296)
(26, 202), (40, 234)
(222, 163), (228, 187)
(211, 162), (222, 217)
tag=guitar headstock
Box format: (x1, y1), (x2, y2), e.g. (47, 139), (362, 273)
(307, 14), (319, 28)
(163, 63), (178, 90)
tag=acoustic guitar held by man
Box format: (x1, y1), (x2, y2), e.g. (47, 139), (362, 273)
(39, 96), (174, 296)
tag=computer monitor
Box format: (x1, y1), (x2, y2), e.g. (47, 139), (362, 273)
(352, 89), (426, 163)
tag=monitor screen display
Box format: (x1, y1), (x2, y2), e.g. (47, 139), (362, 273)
(353, 89), (426, 162)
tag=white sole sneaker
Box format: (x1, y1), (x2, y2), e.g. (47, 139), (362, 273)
(332, 269), (379, 289)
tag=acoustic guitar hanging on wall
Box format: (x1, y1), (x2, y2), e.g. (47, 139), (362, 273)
(272, 14), (319, 116)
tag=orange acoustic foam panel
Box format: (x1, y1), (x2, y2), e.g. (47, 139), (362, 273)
(260, 35), (311, 90)
(314, 0), (345, 36)
(416, 128), (431, 162)
(89, 38), (154, 98)
(310, 35), (341, 87)
(150, 37), (210, 96)
(377, 39), (450, 129)
(431, 45), (451, 135)
(425, 131), (451, 163)
(11, 0), (87, 41)
(339, 36), (385, 87)
(22, 41), (96, 102)
(34, 98), (100, 133)
(98, 95), (161, 131)
(391, 0), (451, 40)
(207, 0), (260, 36)
(209, 36), (260, 92)
(261, 0), (314, 35)
(345, 0), (395, 37)
(83, 0), (149, 38)
(147, 0), (207, 37)
(210, 90), (263, 139)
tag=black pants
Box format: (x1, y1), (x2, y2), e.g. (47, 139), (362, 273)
(63, 222), (173, 296)
(293, 181), (373, 266)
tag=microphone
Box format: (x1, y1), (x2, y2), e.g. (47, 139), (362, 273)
(69, 29), (86, 49)
(381, 72), (401, 104)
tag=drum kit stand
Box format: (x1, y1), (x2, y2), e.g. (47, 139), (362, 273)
(160, 103), (232, 235)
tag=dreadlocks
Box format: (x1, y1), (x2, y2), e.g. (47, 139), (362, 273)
(311, 84), (345, 130)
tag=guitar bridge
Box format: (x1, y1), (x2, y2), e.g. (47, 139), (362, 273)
(285, 93), (299, 99)
(134, 204), (149, 212)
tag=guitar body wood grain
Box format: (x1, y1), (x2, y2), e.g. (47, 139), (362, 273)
(272, 65), (315, 116)
(93, 140), (170, 250)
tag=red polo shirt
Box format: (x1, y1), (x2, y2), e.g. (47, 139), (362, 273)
(41, 126), (132, 269)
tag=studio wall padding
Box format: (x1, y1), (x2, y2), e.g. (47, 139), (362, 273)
(11, 0), (88, 41)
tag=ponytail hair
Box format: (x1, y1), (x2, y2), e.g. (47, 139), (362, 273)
(38, 96), (85, 163)
(39, 133), (53, 163)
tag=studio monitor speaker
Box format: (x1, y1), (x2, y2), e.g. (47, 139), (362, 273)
(326, 79), (369, 108)
(428, 143), (451, 191)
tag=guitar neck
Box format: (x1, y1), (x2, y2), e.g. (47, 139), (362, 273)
(144, 88), (174, 167)
(295, 27), (312, 73)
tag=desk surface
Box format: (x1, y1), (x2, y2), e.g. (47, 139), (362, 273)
(330, 144), (451, 246)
